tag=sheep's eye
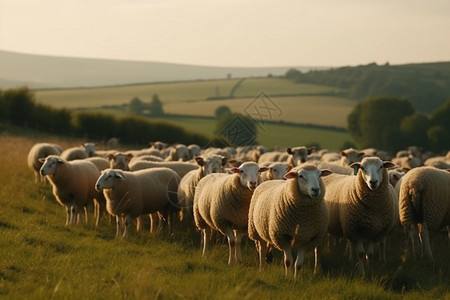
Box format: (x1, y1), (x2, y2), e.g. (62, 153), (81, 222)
(299, 174), (305, 180)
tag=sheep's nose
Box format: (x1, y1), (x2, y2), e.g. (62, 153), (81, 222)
(248, 181), (257, 190)
(311, 187), (320, 197)
(369, 180), (379, 190)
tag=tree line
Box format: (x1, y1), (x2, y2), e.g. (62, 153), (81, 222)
(0, 88), (209, 147)
(286, 62), (450, 113)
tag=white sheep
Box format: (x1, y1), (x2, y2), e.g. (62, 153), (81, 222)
(424, 156), (450, 169)
(287, 146), (315, 167)
(39, 155), (104, 226)
(248, 164), (332, 277)
(177, 155), (228, 225)
(95, 167), (180, 238)
(193, 161), (268, 264)
(164, 144), (190, 161)
(60, 143), (97, 161)
(398, 166), (450, 260)
(187, 144), (201, 160)
(27, 142), (62, 183)
(129, 160), (198, 179)
(387, 169), (406, 189)
(85, 157), (110, 171)
(339, 148), (365, 166)
(259, 162), (292, 181)
(322, 156), (397, 275)
(107, 152), (134, 171)
(392, 155), (423, 170)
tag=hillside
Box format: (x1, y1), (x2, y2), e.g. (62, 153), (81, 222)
(0, 50), (323, 89)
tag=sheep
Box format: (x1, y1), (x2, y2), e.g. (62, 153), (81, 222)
(392, 155), (423, 170)
(339, 148), (365, 166)
(177, 155), (228, 225)
(193, 161), (268, 264)
(398, 166), (450, 261)
(259, 162), (291, 181)
(258, 151), (289, 164)
(39, 155), (104, 226)
(387, 169), (406, 189)
(164, 144), (190, 161)
(129, 160), (198, 179)
(95, 167), (180, 238)
(424, 156), (450, 169)
(85, 157), (110, 172)
(107, 152), (134, 171)
(287, 146), (315, 167)
(27, 142), (62, 183)
(60, 143), (97, 161)
(322, 156), (397, 275)
(149, 141), (167, 151)
(187, 144), (201, 160)
(248, 164), (332, 277)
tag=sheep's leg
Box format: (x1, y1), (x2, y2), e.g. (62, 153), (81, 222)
(123, 214), (134, 238)
(294, 246), (306, 279)
(257, 241), (268, 270)
(353, 240), (365, 276)
(234, 230), (243, 264)
(420, 223), (433, 260)
(224, 228), (236, 264)
(408, 224), (420, 260)
(65, 206), (71, 225)
(84, 206), (89, 224)
(149, 213), (159, 233)
(114, 215), (122, 238)
(282, 247), (293, 276)
(201, 227), (212, 257)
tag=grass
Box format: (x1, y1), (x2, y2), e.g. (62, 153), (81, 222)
(1, 133), (450, 299)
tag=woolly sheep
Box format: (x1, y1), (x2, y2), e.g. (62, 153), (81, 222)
(60, 143), (97, 161)
(259, 162), (291, 181)
(40, 155), (104, 226)
(193, 162), (268, 264)
(248, 164), (332, 277)
(398, 166), (450, 260)
(258, 151), (289, 164)
(339, 148), (365, 166)
(85, 157), (110, 171)
(387, 169), (406, 189)
(392, 155), (423, 170)
(424, 156), (450, 169)
(164, 144), (190, 161)
(95, 167), (180, 238)
(107, 152), (134, 171)
(287, 146), (315, 167)
(187, 144), (201, 160)
(150, 141), (168, 151)
(322, 157), (397, 275)
(129, 160), (198, 179)
(27, 142), (62, 183)
(177, 155), (228, 224)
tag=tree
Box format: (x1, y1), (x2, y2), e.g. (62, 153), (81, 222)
(347, 97), (415, 152)
(400, 113), (430, 149)
(129, 97), (144, 115)
(214, 105), (231, 119)
(214, 112), (258, 147)
(148, 94), (164, 116)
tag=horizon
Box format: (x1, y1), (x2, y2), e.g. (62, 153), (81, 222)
(1, 1), (450, 68)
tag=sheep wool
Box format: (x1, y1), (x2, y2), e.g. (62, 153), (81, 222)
(248, 164), (331, 277)
(322, 156), (397, 275)
(398, 166), (450, 260)
(27, 142), (62, 183)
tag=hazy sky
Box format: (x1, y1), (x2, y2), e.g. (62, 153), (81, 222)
(1, 0), (449, 67)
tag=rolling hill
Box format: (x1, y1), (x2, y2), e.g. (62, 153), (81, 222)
(0, 50), (325, 89)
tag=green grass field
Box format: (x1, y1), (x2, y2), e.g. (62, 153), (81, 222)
(1, 133), (450, 299)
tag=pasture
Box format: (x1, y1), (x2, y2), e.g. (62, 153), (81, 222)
(1, 132), (450, 299)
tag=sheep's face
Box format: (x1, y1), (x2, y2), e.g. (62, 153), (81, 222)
(108, 153), (131, 171)
(196, 155), (227, 176)
(231, 162), (269, 191)
(83, 143), (96, 157)
(95, 169), (124, 191)
(285, 166), (332, 198)
(39, 155), (63, 176)
(172, 145), (190, 161)
(287, 146), (314, 166)
(188, 145), (201, 159)
(269, 163), (290, 180)
(340, 148), (365, 166)
(351, 158), (395, 190)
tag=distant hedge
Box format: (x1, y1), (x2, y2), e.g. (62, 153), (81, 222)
(0, 87), (210, 147)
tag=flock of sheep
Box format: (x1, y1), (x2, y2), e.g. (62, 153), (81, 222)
(27, 141), (450, 277)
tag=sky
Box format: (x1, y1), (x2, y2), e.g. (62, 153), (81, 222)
(1, 0), (450, 68)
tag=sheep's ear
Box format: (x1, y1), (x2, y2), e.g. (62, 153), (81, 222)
(286, 147), (293, 154)
(231, 167), (240, 174)
(195, 156), (204, 166)
(221, 157), (228, 167)
(114, 172), (124, 180)
(383, 161), (395, 169)
(340, 151), (347, 157)
(126, 154), (133, 161)
(107, 153), (115, 160)
(57, 158), (64, 163)
(358, 151), (365, 159)
(258, 167), (269, 173)
(38, 158), (46, 163)
(350, 162), (361, 175)
(320, 169), (333, 177)
(307, 146), (315, 154)
(284, 171), (297, 179)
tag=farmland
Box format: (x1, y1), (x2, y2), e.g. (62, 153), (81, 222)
(1, 133), (450, 299)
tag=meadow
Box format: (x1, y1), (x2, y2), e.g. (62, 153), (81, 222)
(1, 132), (450, 299)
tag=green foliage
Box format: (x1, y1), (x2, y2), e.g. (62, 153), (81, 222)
(400, 113), (430, 149)
(287, 62), (450, 113)
(214, 112), (258, 147)
(148, 94), (164, 116)
(347, 97), (415, 152)
(214, 105), (232, 119)
(129, 96), (145, 115)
